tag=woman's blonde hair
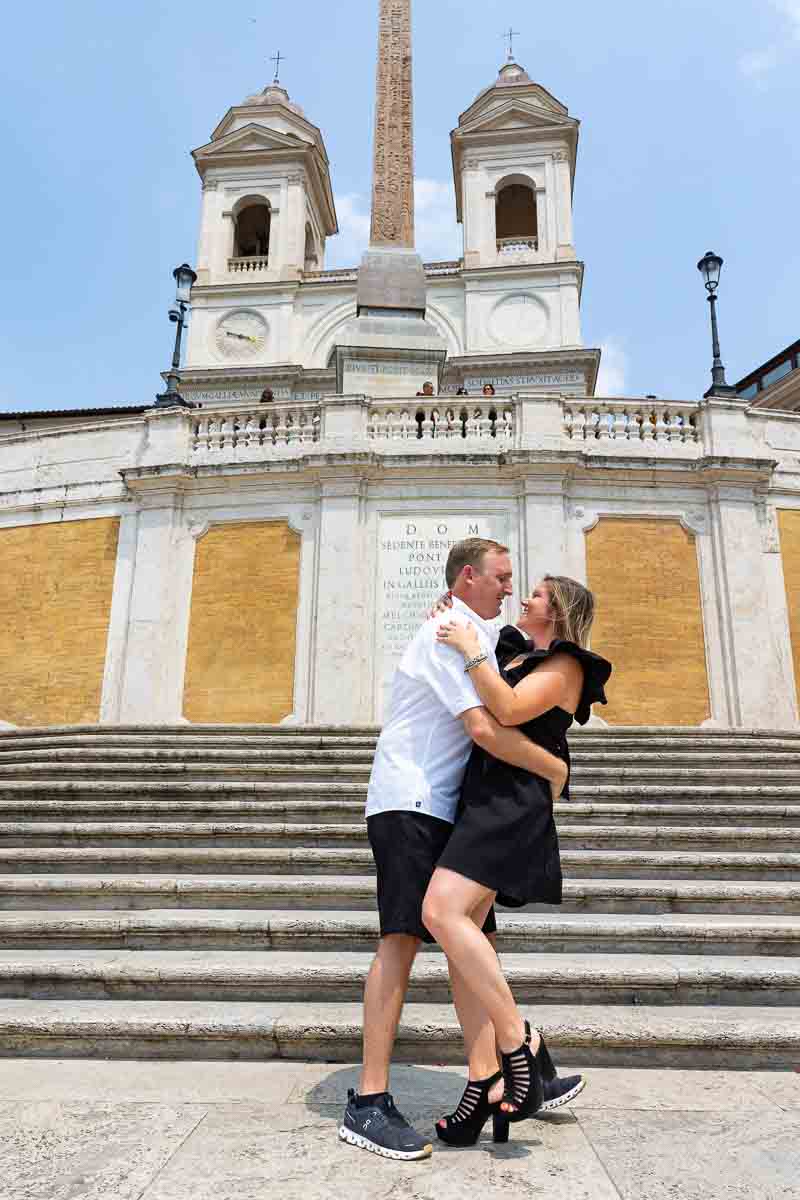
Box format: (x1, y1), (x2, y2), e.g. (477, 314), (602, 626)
(542, 575), (595, 648)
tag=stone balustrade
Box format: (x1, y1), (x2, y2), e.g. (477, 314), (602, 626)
(367, 401), (516, 446)
(563, 398), (701, 448)
(497, 237), (538, 254)
(228, 256), (270, 274)
(305, 260), (463, 283)
(304, 267), (359, 283)
(190, 405), (321, 457)
(181, 395), (709, 463)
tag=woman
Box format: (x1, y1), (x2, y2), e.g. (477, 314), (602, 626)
(422, 575), (611, 1143)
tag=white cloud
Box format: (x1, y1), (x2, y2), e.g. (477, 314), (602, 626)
(738, 47), (780, 77)
(737, 0), (800, 77)
(326, 193), (371, 268)
(596, 340), (629, 396)
(326, 178), (461, 268)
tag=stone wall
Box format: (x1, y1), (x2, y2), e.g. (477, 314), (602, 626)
(586, 518), (710, 726)
(779, 509), (800, 698)
(0, 518), (119, 726)
(183, 521), (301, 723)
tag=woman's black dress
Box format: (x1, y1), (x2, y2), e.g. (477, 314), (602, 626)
(437, 627), (612, 907)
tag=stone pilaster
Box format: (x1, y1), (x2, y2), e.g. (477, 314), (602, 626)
(311, 477), (369, 722)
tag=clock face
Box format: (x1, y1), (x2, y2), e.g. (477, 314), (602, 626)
(215, 310), (268, 359)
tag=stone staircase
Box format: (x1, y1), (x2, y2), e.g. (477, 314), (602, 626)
(0, 724), (798, 1068)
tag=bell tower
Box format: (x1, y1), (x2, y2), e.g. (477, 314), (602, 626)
(184, 81), (337, 372)
(191, 82), (337, 286)
(452, 58), (579, 270)
(449, 56), (584, 357)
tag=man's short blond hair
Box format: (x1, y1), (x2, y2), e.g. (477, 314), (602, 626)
(445, 538), (510, 588)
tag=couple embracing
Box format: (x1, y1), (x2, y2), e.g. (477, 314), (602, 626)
(340, 537), (612, 1160)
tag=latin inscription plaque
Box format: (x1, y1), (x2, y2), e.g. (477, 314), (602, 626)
(377, 513), (510, 716)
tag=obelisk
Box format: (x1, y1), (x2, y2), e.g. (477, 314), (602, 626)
(331, 0), (446, 395)
(369, 0), (415, 249)
(355, 0), (429, 320)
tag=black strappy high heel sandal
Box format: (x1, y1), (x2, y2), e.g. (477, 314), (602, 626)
(500, 1020), (544, 1123)
(435, 1070), (510, 1146)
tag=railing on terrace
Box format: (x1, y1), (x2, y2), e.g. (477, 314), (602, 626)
(562, 399), (701, 445)
(191, 405), (321, 455)
(228, 256), (270, 274)
(303, 267), (358, 283)
(497, 237), (538, 254)
(304, 260), (464, 283)
(185, 395), (704, 461)
(368, 402), (515, 444)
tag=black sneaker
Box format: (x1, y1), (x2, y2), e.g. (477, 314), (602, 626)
(535, 1032), (586, 1112)
(540, 1074), (586, 1111)
(339, 1089), (433, 1161)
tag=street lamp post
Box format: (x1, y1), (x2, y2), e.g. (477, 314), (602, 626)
(154, 263), (198, 409)
(697, 250), (736, 398)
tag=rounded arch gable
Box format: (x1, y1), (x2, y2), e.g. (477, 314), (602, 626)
(232, 193), (272, 218)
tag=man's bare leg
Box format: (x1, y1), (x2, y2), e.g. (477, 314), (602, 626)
(359, 933), (420, 1095)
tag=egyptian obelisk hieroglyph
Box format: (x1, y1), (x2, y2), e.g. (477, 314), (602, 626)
(333, 0), (447, 394)
(369, 0), (415, 249)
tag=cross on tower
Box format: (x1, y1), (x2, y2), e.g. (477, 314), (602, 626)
(269, 49), (285, 84)
(502, 27), (520, 61)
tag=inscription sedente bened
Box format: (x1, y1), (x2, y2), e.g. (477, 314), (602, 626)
(370, 0), (415, 248)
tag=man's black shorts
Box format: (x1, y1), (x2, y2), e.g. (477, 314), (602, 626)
(367, 809), (497, 944)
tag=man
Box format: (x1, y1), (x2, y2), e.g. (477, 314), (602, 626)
(339, 538), (568, 1160)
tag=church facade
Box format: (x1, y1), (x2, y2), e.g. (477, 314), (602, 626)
(2, 33), (800, 733)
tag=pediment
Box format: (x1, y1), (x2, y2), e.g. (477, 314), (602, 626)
(459, 98), (577, 137)
(193, 122), (310, 164)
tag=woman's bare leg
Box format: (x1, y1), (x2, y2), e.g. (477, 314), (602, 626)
(423, 866), (541, 1111)
(445, 894), (504, 1113)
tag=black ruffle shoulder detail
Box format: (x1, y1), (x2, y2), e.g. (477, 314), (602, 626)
(496, 628), (612, 726)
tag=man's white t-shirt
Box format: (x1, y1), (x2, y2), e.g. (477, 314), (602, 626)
(366, 597), (501, 824)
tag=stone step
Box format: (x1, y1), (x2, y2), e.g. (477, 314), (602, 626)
(3, 725), (800, 751)
(1, 874), (797, 914)
(0, 949), (796, 1005)
(1, 744), (800, 763)
(3, 746), (800, 769)
(2, 780), (799, 806)
(3, 761), (800, 787)
(0, 820), (794, 855)
(0, 799), (797, 828)
(0, 846), (796, 879)
(0, 998), (795, 1067)
(0, 909), (797, 955)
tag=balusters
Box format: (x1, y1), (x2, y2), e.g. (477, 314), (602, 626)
(561, 400), (699, 449)
(419, 409), (434, 440)
(653, 405), (668, 443)
(612, 408), (628, 440)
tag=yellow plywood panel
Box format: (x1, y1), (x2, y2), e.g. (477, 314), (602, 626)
(586, 518), (710, 726)
(778, 510), (800, 695)
(183, 521), (301, 724)
(0, 518), (120, 726)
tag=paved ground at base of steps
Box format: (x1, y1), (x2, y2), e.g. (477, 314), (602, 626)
(2, 1059), (798, 1200)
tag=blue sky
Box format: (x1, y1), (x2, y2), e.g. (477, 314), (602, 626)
(0, 0), (797, 411)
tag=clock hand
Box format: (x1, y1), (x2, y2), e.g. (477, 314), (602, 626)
(225, 331), (250, 341)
